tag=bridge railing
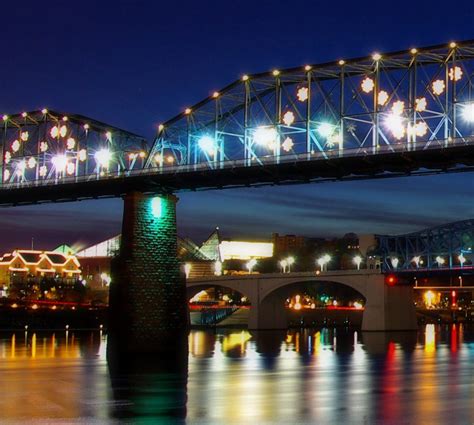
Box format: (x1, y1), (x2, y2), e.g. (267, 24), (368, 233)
(2, 134), (473, 193)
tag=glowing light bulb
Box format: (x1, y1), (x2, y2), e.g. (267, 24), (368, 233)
(2, 115), (8, 121)
(4, 152), (11, 164)
(198, 135), (216, 155)
(83, 123), (90, 130)
(282, 111), (295, 126)
(78, 149), (87, 161)
(41, 108), (48, 114)
(20, 131), (29, 142)
(94, 148), (112, 168)
(59, 125), (67, 138)
(361, 77), (374, 93)
(415, 97), (427, 112)
(3, 169), (10, 180)
(372, 53), (382, 61)
(52, 154), (68, 172)
(253, 126), (278, 147)
(66, 138), (76, 149)
(282, 137), (294, 152)
(272, 69), (280, 76)
(212, 91), (220, 98)
(377, 90), (389, 106)
(462, 103), (474, 123)
(242, 74), (249, 81)
(39, 165), (47, 177)
(184, 108), (192, 115)
(11, 140), (20, 152)
(27, 157), (36, 169)
(449, 66), (463, 81)
(317, 122), (335, 138)
(21, 112), (27, 118)
(338, 59), (345, 65)
(297, 87), (308, 102)
(304, 65), (312, 71)
(432, 79), (445, 95)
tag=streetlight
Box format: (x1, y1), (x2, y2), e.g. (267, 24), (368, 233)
(279, 259), (288, 273)
(246, 259), (257, 274)
(184, 263), (192, 279)
(459, 253), (466, 268)
(412, 256), (420, 268)
(287, 256), (295, 273)
(214, 260), (223, 276)
(317, 254), (331, 272)
(391, 257), (399, 269)
(435, 256), (445, 268)
(353, 255), (362, 270)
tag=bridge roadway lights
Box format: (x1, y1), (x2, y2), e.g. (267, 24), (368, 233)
(109, 191), (189, 354)
(187, 271), (418, 332)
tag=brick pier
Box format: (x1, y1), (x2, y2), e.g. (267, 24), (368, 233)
(109, 191), (189, 353)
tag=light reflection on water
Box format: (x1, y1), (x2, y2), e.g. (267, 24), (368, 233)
(0, 325), (472, 424)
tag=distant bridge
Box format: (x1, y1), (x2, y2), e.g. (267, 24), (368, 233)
(187, 270), (417, 331)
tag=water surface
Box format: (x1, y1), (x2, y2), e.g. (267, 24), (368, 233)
(0, 325), (472, 424)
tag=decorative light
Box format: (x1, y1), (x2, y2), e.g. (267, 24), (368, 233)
(338, 59), (345, 65)
(461, 103), (474, 122)
(414, 122), (428, 137)
(78, 149), (87, 162)
(139, 151), (146, 158)
(377, 90), (389, 106)
(158, 124), (164, 132)
(59, 125), (67, 138)
(436, 255), (445, 266)
(62, 116), (68, 121)
(410, 48), (418, 54)
(304, 65), (312, 71)
(450, 42), (457, 48)
(52, 154), (68, 172)
(282, 137), (294, 152)
(129, 152), (138, 161)
(432, 79), (445, 95)
(212, 91), (220, 98)
(184, 263), (192, 279)
(66, 162), (75, 175)
(279, 259), (288, 273)
(94, 148), (112, 168)
(16, 160), (26, 176)
(184, 108), (192, 115)
(214, 260), (223, 276)
(282, 111), (295, 126)
(272, 69), (280, 76)
(242, 74), (249, 81)
(39, 165), (47, 178)
(66, 138), (76, 149)
(105, 131), (112, 140)
(459, 253), (466, 266)
(297, 87), (309, 102)
(328, 132), (342, 147)
(391, 257), (399, 268)
(4, 152), (11, 164)
(391, 100), (405, 115)
(353, 255), (363, 270)
(11, 140), (20, 152)
(361, 77), (375, 93)
(20, 131), (29, 141)
(372, 53), (382, 61)
(50, 126), (59, 138)
(384, 113), (405, 140)
(154, 153), (163, 164)
(412, 256), (420, 267)
(3, 169), (10, 181)
(317, 122), (335, 138)
(253, 126), (278, 147)
(246, 258), (257, 273)
(21, 112), (27, 118)
(166, 155), (174, 163)
(41, 108), (48, 114)
(449, 66), (463, 81)
(27, 157), (36, 169)
(415, 97), (427, 112)
(40, 142), (48, 152)
(197, 135), (216, 155)
(83, 123), (90, 130)
(2, 115), (8, 121)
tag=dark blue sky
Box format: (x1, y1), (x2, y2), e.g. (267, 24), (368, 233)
(1, 0), (474, 251)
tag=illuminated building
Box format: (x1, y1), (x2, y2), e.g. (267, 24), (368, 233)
(272, 233), (306, 254)
(0, 249), (81, 288)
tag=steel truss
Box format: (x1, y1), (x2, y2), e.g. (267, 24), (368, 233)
(2, 40), (474, 191)
(377, 219), (474, 271)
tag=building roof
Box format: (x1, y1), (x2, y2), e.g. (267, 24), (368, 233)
(0, 250), (80, 267)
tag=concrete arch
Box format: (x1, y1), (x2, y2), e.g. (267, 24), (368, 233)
(186, 283), (253, 304)
(187, 270), (417, 331)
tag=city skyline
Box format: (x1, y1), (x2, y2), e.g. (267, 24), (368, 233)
(1, 0), (474, 250)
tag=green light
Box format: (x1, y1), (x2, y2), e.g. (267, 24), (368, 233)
(151, 196), (163, 218)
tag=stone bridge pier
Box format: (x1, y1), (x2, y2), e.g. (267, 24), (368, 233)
(187, 272), (418, 332)
(109, 192), (189, 354)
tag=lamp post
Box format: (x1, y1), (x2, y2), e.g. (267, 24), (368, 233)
(353, 255), (362, 270)
(287, 256), (295, 273)
(246, 259), (257, 274)
(459, 253), (466, 268)
(279, 259), (288, 273)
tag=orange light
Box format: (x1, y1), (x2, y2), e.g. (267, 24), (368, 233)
(385, 275), (397, 286)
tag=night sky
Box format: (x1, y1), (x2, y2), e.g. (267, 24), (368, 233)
(1, 0), (474, 251)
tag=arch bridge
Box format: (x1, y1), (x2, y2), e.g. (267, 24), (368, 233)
(187, 270), (417, 331)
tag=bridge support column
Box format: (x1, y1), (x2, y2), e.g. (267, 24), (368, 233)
(109, 191), (189, 353)
(248, 297), (288, 330)
(362, 282), (417, 331)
